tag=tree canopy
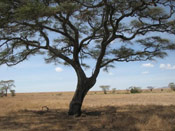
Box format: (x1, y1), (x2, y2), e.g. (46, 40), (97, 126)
(100, 85), (110, 94)
(0, 80), (15, 96)
(0, 0), (175, 69)
(0, 0), (175, 116)
(168, 82), (175, 91)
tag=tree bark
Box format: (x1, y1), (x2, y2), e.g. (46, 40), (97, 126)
(68, 70), (96, 116)
(4, 89), (7, 96)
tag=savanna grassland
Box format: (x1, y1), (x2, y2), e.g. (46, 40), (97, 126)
(0, 89), (175, 131)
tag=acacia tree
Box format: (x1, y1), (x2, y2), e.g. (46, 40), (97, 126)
(168, 82), (175, 91)
(0, 0), (175, 116)
(147, 86), (154, 92)
(100, 85), (110, 94)
(0, 80), (15, 96)
(0, 81), (4, 97)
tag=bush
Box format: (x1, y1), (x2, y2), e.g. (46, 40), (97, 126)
(129, 86), (142, 93)
(10, 90), (15, 97)
(147, 86), (154, 92)
(168, 82), (175, 91)
(112, 88), (116, 94)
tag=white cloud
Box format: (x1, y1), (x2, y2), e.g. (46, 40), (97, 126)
(55, 67), (63, 72)
(142, 63), (154, 68)
(160, 64), (175, 70)
(160, 64), (166, 69)
(108, 72), (114, 76)
(142, 71), (149, 74)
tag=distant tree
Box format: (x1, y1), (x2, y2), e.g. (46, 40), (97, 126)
(0, 80), (15, 96)
(10, 90), (16, 97)
(0, 81), (5, 97)
(112, 88), (116, 94)
(129, 86), (142, 93)
(100, 85), (110, 94)
(147, 86), (154, 92)
(126, 88), (130, 94)
(168, 82), (175, 91)
(0, 90), (4, 97)
(0, 0), (175, 116)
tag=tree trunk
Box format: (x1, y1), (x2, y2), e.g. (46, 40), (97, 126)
(4, 89), (7, 96)
(68, 73), (96, 116)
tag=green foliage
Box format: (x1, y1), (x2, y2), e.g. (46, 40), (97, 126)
(129, 86), (142, 93)
(0, 0), (175, 68)
(147, 86), (154, 92)
(100, 85), (110, 94)
(112, 88), (116, 94)
(111, 46), (135, 58)
(130, 20), (144, 28)
(15, 2), (45, 19)
(146, 7), (165, 19)
(168, 83), (175, 91)
(0, 80), (15, 97)
(10, 90), (16, 97)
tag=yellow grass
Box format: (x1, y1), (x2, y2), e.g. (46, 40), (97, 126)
(0, 91), (175, 130)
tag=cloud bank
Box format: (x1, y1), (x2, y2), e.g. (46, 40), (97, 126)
(160, 64), (175, 70)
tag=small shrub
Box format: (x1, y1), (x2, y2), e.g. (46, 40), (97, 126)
(0, 91), (4, 97)
(56, 93), (62, 96)
(168, 82), (175, 91)
(129, 86), (142, 93)
(126, 88), (130, 94)
(147, 86), (154, 92)
(112, 88), (116, 94)
(10, 90), (15, 97)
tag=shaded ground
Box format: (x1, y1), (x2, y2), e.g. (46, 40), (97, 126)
(0, 105), (175, 131)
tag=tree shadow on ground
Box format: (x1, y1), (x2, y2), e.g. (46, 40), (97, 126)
(0, 105), (175, 131)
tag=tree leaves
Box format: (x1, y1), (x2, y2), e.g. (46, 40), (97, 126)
(0, 0), (175, 76)
(137, 36), (174, 50)
(0, 80), (15, 96)
(130, 20), (144, 28)
(14, 1), (54, 20)
(111, 46), (135, 58)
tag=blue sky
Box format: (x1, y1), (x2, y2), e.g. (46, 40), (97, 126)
(0, 50), (175, 93)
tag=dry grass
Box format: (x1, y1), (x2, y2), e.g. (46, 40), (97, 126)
(0, 91), (175, 131)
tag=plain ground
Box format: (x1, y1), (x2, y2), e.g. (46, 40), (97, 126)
(0, 89), (175, 131)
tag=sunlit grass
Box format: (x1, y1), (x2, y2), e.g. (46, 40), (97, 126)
(0, 90), (175, 130)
